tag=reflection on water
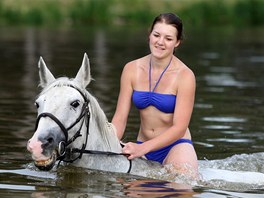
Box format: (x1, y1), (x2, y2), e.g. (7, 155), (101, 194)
(122, 179), (196, 197)
(1, 26), (264, 197)
(1, 164), (264, 197)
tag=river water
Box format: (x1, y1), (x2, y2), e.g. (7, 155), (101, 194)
(0, 26), (264, 197)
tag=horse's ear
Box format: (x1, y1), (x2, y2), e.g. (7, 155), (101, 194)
(38, 57), (56, 88)
(74, 53), (92, 88)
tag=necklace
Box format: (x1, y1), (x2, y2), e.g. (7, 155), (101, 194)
(149, 56), (173, 92)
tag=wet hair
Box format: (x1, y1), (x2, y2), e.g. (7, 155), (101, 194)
(149, 13), (184, 41)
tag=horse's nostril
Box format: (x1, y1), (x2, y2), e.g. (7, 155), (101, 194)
(47, 137), (54, 144)
(39, 134), (55, 149)
(43, 137), (54, 147)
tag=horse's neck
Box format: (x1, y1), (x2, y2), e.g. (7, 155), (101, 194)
(86, 92), (122, 153)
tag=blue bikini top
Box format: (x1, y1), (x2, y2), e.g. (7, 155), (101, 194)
(132, 57), (176, 114)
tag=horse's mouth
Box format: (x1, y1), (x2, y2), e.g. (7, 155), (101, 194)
(34, 151), (57, 171)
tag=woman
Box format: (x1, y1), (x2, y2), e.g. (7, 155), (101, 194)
(111, 13), (198, 175)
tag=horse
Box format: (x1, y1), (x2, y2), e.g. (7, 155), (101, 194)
(27, 53), (161, 176)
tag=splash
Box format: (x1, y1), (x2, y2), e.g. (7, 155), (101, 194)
(144, 152), (264, 191)
(198, 152), (264, 190)
(146, 163), (199, 187)
(199, 152), (264, 172)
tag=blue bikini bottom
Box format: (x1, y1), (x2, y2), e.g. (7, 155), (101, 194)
(136, 139), (193, 164)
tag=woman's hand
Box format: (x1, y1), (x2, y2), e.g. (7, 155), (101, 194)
(122, 142), (148, 160)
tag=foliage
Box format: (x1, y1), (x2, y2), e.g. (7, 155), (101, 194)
(233, 0), (264, 26)
(69, 0), (112, 25)
(0, 0), (264, 27)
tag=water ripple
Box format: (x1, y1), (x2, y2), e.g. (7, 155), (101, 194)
(202, 117), (246, 123)
(206, 138), (255, 143)
(0, 183), (35, 191)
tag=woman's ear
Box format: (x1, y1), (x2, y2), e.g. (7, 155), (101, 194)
(175, 40), (181, 48)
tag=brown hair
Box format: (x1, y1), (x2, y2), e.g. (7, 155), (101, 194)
(149, 13), (184, 41)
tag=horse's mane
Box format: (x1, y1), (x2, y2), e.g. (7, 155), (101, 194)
(84, 90), (120, 150)
(39, 77), (121, 152)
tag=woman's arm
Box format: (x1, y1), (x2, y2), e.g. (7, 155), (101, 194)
(111, 62), (134, 140)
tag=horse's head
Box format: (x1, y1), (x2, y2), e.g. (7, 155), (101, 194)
(27, 53), (92, 171)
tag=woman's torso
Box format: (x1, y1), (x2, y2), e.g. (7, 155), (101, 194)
(130, 55), (191, 141)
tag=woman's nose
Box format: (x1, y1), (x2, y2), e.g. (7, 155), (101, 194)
(157, 37), (164, 45)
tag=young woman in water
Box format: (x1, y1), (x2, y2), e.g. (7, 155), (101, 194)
(112, 13), (198, 175)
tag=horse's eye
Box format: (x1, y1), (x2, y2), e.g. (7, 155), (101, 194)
(35, 102), (39, 108)
(71, 100), (80, 108)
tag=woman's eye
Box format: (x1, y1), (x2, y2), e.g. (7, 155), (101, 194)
(71, 100), (80, 108)
(35, 102), (39, 109)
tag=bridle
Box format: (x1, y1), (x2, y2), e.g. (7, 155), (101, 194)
(34, 84), (132, 173)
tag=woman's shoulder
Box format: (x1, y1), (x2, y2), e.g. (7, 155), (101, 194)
(175, 58), (195, 79)
(123, 55), (149, 72)
(173, 57), (195, 89)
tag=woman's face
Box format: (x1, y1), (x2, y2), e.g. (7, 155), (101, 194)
(149, 22), (180, 59)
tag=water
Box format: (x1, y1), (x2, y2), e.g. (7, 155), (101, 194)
(0, 26), (264, 197)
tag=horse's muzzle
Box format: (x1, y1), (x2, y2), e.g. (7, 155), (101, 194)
(34, 150), (57, 171)
(27, 137), (60, 171)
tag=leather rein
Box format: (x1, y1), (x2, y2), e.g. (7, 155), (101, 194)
(34, 84), (132, 173)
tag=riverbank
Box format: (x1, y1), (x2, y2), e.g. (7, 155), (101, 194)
(0, 0), (263, 27)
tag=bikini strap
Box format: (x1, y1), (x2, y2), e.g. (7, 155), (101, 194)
(149, 56), (173, 92)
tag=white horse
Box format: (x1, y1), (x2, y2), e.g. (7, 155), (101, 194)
(27, 53), (161, 175)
